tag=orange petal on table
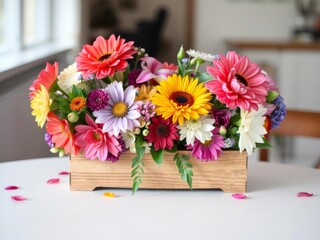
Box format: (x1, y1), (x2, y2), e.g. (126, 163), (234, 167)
(296, 192), (313, 197)
(5, 185), (19, 190)
(232, 193), (247, 199)
(47, 178), (60, 184)
(58, 171), (69, 175)
(11, 195), (27, 201)
(103, 192), (116, 198)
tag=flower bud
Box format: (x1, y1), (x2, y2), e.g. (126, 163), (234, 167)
(50, 147), (60, 153)
(177, 45), (185, 60)
(142, 129), (149, 136)
(134, 127), (141, 135)
(68, 112), (79, 123)
(219, 126), (227, 136)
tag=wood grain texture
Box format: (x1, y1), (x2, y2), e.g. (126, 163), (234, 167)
(70, 151), (247, 193)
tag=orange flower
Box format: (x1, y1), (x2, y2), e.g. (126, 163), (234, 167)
(29, 62), (58, 99)
(69, 96), (86, 111)
(46, 113), (79, 155)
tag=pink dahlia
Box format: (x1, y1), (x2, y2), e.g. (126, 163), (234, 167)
(187, 128), (224, 161)
(205, 51), (269, 111)
(145, 116), (179, 151)
(29, 62), (58, 99)
(74, 114), (122, 161)
(76, 35), (136, 79)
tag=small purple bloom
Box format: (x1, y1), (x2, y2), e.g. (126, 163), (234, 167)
(45, 133), (54, 148)
(182, 58), (189, 64)
(137, 100), (156, 121)
(271, 95), (286, 129)
(212, 108), (231, 127)
(128, 69), (143, 87)
(87, 89), (109, 111)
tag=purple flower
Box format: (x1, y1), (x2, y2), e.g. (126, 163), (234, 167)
(212, 108), (231, 127)
(271, 95), (286, 129)
(45, 133), (54, 148)
(128, 69), (142, 87)
(137, 100), (156, 122)
(87, 89), (109, 111)
(106, 138), (126, 162)
(187, 128), (224, 161)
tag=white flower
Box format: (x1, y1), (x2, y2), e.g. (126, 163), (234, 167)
(177, 116), (215, 145)
(186, 49), (218, 62)
(237, 105), (267, 156)
(58, 63), (82, 93)
(121, 131), (150, 154)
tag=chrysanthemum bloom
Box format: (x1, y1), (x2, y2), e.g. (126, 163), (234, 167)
(93, 81), (140, 136)
(177, 116), (215, 145)
(74, 114), (122, 161)
(186, 49), (219, 62)
(205, 51), (270, 111)
(57, 63), (81, 93)
(136, 57), (176, 84)
(86, 89), (109, 111)
(151, 74), (212, 125)
(187, 128), (224, 161)
(237, 105), (267, 155)
(270, 95), (286, 129)
(30, 84), (52, 128)
(46, 113), (79, 155)
(135, 84), (157, 101)
(69, 96), (86, 111)
(76, 35), (136, 79)
(145, 116), (179, 151)
(211, 108), (231, 127)
(29, 62), (58, 99)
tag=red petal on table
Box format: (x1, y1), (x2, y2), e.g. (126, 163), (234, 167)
(58, 171), (69, 175)
(297, 192), (313, 197)
(4, 185), (19, 190)
(11, 195), (27, 201)
(47, 178), (60, 184)
(232, 193), (247, 199)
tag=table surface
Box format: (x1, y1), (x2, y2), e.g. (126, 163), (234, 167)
(1, 157), (320, 240)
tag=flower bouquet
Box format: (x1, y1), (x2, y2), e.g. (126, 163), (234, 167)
(30, 34), (286, 193)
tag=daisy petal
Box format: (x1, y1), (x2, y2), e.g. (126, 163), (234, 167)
(11, 195), (27, 201)
(47, 178), (60, 184)
(103, 192), (116, 198)
(232, 193), (247, 199)
(296, 192), (313, 197)
(5, 185), (19, 190)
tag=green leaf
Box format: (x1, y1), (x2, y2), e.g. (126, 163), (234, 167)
(256, 137), (273, 148)
(150, 147), (164, 167)
(267, 91), (279, 103)
(197, 72), (213, 83)
(173, 152), (193, 190)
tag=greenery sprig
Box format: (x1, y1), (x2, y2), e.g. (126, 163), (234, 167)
(173, 152), (193, 189)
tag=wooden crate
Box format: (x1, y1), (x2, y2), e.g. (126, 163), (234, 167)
(70, 150), (247, 192)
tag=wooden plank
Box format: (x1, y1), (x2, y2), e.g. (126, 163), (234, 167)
(70, 151), (247, 193)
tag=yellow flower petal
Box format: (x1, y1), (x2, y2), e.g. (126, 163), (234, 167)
(103, 192), (116, 198)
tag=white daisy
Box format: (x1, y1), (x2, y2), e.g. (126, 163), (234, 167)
(186, 49), (219, 62)
(237, 105), (267, 156)
(58, 63), (82, 93)
(177, 116), (215, 145)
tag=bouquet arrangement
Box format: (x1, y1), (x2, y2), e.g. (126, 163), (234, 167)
(30, 35), (286, 193)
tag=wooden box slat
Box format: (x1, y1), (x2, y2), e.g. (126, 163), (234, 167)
(70, 151), (247, 192)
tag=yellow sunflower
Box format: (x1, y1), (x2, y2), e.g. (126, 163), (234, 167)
(30, 84), (52, 128)
(135, 84), (157, 101)
(151, 74), (212, 125)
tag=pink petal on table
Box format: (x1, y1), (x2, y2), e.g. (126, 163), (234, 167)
(232, 193), (247, 199)
(58, 171), (69, 175)
(4, 185), (19, 190)
(47, 178), (60, 184)
(11, 195), (27, 201)
(296, 192), (313, 197)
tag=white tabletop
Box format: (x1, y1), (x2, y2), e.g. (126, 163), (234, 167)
(1, 157), (320, 240)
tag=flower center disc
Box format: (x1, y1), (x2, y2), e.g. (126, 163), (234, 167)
(169, 91), (194, 106)
(112, 102), (128, 117)
(156, 124), (168, 137)
(98, 53), (112, 61)
(235, 74), (248, 86)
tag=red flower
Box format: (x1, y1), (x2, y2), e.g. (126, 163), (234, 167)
(146, 116), (179, 151)
(76, 35), (136, 79)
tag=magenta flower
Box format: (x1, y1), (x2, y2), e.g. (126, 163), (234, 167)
(128, 69), (143, 87)
(87, 89), (109, 111)
(74, 114), (122, 161)
(205, 51), (270, 111)
(211, 108), (231, 127)
(136, 57), (175, 84)
(187, 128), (224, 161)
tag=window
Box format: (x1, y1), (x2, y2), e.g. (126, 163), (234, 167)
(0, 0), (52, 54)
